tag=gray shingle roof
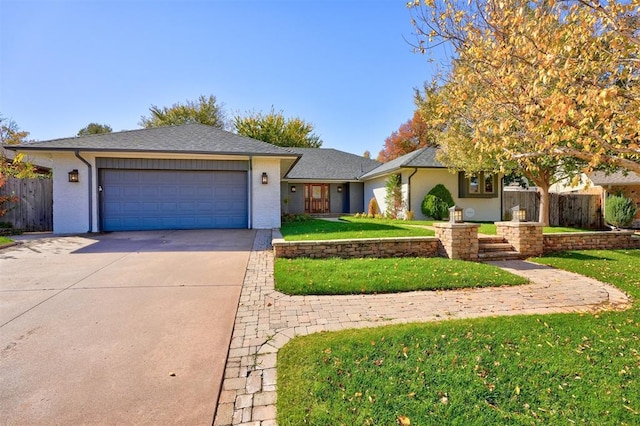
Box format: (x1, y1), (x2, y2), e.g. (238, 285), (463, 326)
(284, 148), (381, 180)
(360, 147), (444, 179)
(5, 124), (298, 157)
(589, 170), (640, 186)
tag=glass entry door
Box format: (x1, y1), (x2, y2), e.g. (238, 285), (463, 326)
(304, 184), (330, 213)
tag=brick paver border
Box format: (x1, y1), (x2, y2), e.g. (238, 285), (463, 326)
(213, 229), (630, 425)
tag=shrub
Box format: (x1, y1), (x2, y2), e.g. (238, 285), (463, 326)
(427, 184), (455, 207)
(421, 194), (449, 220)
(281, 213), (313, 223)
(367, 197), (379, 216)
(384, 174), (404, 219)
(421, 184), (455, 220)
(405, 210), (415, 221)
(605, 194), (638, 228)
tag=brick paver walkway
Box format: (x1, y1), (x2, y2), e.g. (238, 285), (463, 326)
(213, 230), (630, 425)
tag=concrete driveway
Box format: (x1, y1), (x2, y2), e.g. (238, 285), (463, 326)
(0, 229), (255, 425)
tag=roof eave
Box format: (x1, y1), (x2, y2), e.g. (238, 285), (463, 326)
(5, 145), (298, 158)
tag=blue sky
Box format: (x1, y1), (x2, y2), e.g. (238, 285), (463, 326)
(0, 0), (438, 157)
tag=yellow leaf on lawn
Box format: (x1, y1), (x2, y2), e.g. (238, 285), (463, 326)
(397, 415), (411, 425)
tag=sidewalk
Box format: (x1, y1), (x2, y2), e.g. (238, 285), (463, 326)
(214, 229), (630, 425)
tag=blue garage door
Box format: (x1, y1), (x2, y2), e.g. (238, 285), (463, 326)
(100, 169), (248, 231)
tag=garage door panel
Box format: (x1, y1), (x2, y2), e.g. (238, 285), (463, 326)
(101, 170), (248, 231)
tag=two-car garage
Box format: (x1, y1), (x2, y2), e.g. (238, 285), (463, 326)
(9, 123), (299, 234)
(98, 158), (248, 231)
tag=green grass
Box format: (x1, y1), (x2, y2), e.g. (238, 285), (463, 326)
(278, 249), (640, 425)
(476, 223), (598, 235)
(340, 216), (436, 226)
(0, 236), (13, 244)
(543, 226), (595, 233)
(280, 218), (434, 241)
(275, 257), (528, 295)
(477, 223), (498, 235)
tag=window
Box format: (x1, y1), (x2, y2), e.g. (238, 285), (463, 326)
(459, 172), (498, 198)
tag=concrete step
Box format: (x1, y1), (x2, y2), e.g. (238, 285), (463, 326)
(478, 243), (515, 252)
(478, 236), (507, 244)
(478, 251), (524, 261)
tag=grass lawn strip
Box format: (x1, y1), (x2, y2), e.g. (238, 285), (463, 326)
(0, 236), (13, 245)
(275, 257), (527, 295)
(280, 218), (434, 241)
(278, 249), (640, 424)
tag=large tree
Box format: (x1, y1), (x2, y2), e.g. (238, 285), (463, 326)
(233, 108), (322, 148)
(139, 95), (226, 128)
(409, 0), (639, 223)
(378, 109), (438, 162)
(409, 0), (640, 171)
(0, 114), (29, 145)
(77, 123), (112, 136)
(0, 114), (36, 181)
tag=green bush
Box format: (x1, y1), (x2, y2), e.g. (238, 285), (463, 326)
(421, 184), (455, 220)
(428, 184), (455, 207)
(605, 194), (638, 228)
(421, 194), (449, 220)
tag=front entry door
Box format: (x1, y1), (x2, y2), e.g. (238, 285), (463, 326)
(304, 184), (330, 213)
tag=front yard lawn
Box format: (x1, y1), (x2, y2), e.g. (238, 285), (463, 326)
(0, 236), (13, 244)
(278, 249), (640, 425)
(478, 223), (599, 235)
(275, 257), (528, 295)
(280, 218), (434, 241)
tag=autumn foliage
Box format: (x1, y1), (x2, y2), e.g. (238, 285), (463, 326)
(378, 111), (436, 162)
(408, 0), (640, 224)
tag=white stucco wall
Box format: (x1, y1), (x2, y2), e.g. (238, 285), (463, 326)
(50, 152), (97, 234)
(251, 157), (282, 229)
(364, 168), (502, 222)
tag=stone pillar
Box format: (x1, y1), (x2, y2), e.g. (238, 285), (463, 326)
(496, 222), (544, 257)
(433, 222), (480, 261)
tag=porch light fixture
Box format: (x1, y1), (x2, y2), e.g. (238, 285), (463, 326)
(261, 172), (268, 185)
(449, 205), (463, 223)
(68, 169), (79, 183)
(337, 186), (343, 193)
(511, 205), (526, 222)
(290, 186), (296, 193)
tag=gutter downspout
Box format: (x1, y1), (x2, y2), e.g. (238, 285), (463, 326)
(74, 150), (93, 233)
(248, 156), (253, 229)
(407, 168), (418, 212)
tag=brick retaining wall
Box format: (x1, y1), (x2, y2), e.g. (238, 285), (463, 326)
(272, 235), (439, 259)
(543, 231), (640, 253)
(272, 228), (640, 260)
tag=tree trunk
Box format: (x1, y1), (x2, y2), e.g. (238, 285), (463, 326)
(538, 184), (550, 226)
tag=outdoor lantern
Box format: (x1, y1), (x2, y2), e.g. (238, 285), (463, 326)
(449, 205), (463, 223)
(337, 186), (343, 193)
(290, 186), (296, 193)
(511, 205), (526, 222)
(261, 172), (268, 185)
(68, 169), (79, 183)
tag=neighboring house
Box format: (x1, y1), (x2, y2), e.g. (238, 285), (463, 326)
(6, 124), (299, 233)
(360, 147), (503, 222)
(550, 170), (640, 228)
(281, 148), (380, 215)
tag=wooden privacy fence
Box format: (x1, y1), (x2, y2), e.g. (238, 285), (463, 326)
(503, 190), (604, 229)
(0, 177), (53, 231)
